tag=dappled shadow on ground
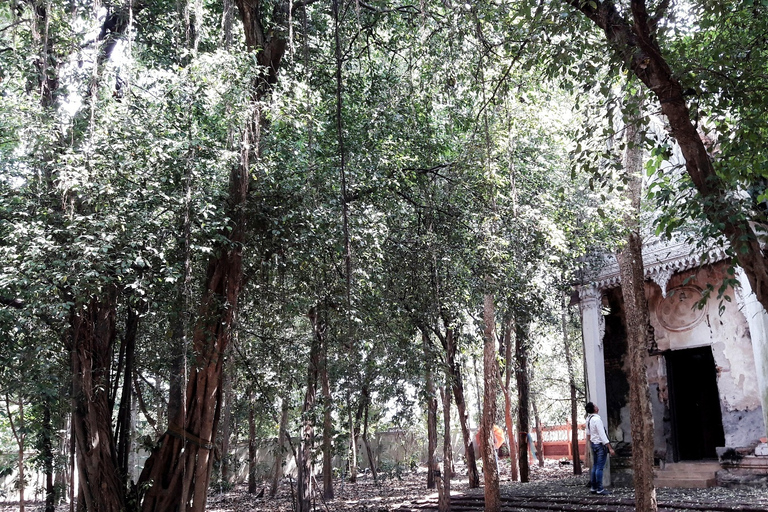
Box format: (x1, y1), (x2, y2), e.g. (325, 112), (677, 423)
(6, 459), (768, 511)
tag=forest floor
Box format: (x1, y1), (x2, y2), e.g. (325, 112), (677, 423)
(5, 459), (768, 511)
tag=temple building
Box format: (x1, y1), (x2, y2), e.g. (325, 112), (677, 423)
(578, 239), (768, 487)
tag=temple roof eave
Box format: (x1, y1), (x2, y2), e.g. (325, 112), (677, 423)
(583, 240), (729, 297)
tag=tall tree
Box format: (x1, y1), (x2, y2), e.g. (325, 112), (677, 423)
(615, 91), (657, 512)
(481, 294), (501, 511)
(138, 0), (294, 507)
(515, 319), (531, 483)
(562, 0), (768, 312)
(562, 293), (582, 475)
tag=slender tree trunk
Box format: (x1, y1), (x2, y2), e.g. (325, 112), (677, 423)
(423, 329), (438, 490)
(298, 307), (323, 512)
(347, 401), (358, 482)
(362, 396), (378, 481)
(438, 386), (451, 512)
(501, 315), (519, 481)
(481, 294), (500, 512)
(270, 396), (290, 497)
(443, 325), (480, 488)
(69, 291), (125, 512)
(532, 396), (545, 467)
(69, 413), (75, 512)
(248, 399), (258, 494)
(321, 341), (334, 499)
(561, 293), (582, 475)
(6, 396), (24, 512)
(220, 355), (234, 485)
(515, 319), (530, 483)
(115, 305), (139, 485)
(42, 401), (55, 512)
(616, 94), (657, 512)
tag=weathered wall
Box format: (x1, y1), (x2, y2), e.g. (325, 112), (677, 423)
(646, 264), (764, 450)
(604, 262), (764, 460)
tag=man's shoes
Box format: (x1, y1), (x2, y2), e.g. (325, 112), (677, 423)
(596, 489), (611, 495)
(589, 488), (596, 493)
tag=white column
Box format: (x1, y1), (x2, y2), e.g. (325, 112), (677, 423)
(579, 285), (610, 485)
(736, 270), (768, 437)
(580, 286), (608, 417)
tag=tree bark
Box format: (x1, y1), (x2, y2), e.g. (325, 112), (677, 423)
(298, 306), (323, 512)
(481, 294), (501, 512)
(321, 339), (334, 499)
(438, 386), (451, 512)
(361, 393), (378, 481)
(68, 291), (125, 512)
(270, 396), (290, 497)
(6, 396), (25, 512)
(501, 315), (519, 481)
(248, 398), (258, 494)
(532, 395), (545, 467)
(562, 295), (582, 475)
(423, 329), (438, 490)
(571, 0), (768, 313)
(137, 0), (288, 497)
(515, 319), (530, 483)
(42, 400), (55, 512)
(616, 95), (658, 512)
(220, 367), (233, 485)
(442, 325), (480, 489)
(138, 209), (247, 511)
(433, 319), (479, 487)
(115, 305), (139, 485)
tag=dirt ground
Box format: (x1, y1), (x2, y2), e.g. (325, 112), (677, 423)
(5, 459), (768, 511)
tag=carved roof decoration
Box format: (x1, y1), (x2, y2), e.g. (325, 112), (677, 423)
(585, 238), (728, 295)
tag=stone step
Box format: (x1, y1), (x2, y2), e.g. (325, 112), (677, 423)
(654, 461), (720, 488)
(654, 475), (717, 488)
(656, 461), (720, 476)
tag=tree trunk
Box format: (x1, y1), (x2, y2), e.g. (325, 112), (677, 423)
(321, 341), (334, 499)
(616, 95), (658, 512)
(481, 294), (501, 512)
(532, 396), (545, 467)
(438, 386), (451, 512)
(248, 399), (258, 494)
(561, 293), (582, 475)
(138, 222), (246, 511)
(42, 400), (55, 512)
(69, 291), (126, 512)
(69, 414), (75, 512)
(270, 396), (290, 497)
(298, 306), (323, 512)
(138, 1), (289, 505)
(362, 396), (378, 481)
(443, 326), (480, 489)
(220, 354), (234, 485)
(501, 315), (519, 481)
(572, 0), (768, 313)
(138, 31), (274, 501)
(115, 305), (139, 485)
(6, 396), (25, 512)
(423, 329), (438, 490)
(515, 319), (530, 483)
(347, 400), (358, 482)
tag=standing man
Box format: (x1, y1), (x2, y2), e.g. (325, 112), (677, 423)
(586, 402), (615, 495)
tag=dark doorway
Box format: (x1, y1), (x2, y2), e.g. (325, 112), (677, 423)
(666, 346), (725, 460)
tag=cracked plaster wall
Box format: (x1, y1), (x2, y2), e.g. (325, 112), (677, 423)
(646, 264), (764, 449)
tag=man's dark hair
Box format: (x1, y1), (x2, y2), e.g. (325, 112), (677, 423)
(586, 402), (595, 414)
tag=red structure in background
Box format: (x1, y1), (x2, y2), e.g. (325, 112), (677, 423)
(536, 423), (587, 460)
